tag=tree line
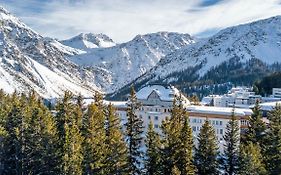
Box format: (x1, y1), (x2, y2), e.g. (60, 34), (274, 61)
(0, 88), (281, 175)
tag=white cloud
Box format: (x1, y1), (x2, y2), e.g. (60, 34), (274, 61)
(2, 0), (281, 42)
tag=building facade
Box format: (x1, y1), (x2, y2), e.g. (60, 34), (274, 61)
(113, 85), (252, 150)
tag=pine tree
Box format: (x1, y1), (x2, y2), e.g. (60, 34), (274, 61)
(160, 95), (195, 175)
(221, 109), (240, 175)
(238, 142), (267, 175)
(22, 92), (60, 174)
(195, 119), (219, 175)
(2, 93), (26, 175)
(0, 90), (8, 174)
(0, 125), (6, 174)
(125, 86), (144, 175)
(144, 121), (161, 175)
(171, 165), (181, 175)
(56, 91), (84, 175)
(82, 92), (107, 175)
(178, 114), (195, 175)
(189, 94), (200, 105)
(104, 103), (128, 175)
(264, 104), (281, 174)
(243, 100), (266, 145)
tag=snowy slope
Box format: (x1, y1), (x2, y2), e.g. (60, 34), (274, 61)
(61, 33), (116, 51)
(111, 16), (281, 99)
(151, 16), (281, 79)
(66, 32), (195, 93)
(0, 7), (100, 98)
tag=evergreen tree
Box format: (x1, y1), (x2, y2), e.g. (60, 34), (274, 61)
(178, 114), (195, 175)
(243, 100), (266, 145)
(189, 94), (200, 105)
(82, 92), (107, 175)
(195, 119), (219, 175)
(22, 92), (60, 174)
(0, 90), (8, 174)
(222, 110), (240, 175)
(160, 96), (195, 175)
(56, 91), (84, 175)
(238, 142), (267, 175)
(2, 93), (26, 175)
(145, 121), (161, 175)
(104, 103), (128, 175)
(171, 165), (181, 175)
(264, 104), (281, 174)
(125, 86), (144, 175)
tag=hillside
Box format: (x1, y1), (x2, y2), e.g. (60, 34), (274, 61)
(110, 16), (281, 99)
(64, 32), (195, 93)
(0, 7), (100, 98)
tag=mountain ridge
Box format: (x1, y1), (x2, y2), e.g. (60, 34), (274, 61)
(65, 31), (195, 93)
(0, 7), (100, 98)
(109, 15), (281, 99)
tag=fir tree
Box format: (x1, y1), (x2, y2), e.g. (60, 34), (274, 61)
(171, 165), (181, 175)
(2, 93), (26, 175)
(264, 104), (281, 174)
(222, 109), (240, 175)
(22, 92), (60, 174)
(82, 92), (107, 175)
(104, 103), (128, 175)
(178, 114), (195, 175)
(243, 100), (266, 145)
(238, 142), (267, 175)
(125, 86), (144, 175)
(144, 121), (161, 175)
(195, 119), (219, 175)
(160, 96), (195, 175)
(189, 94), (200, 105)
(56, 91), (84, 175)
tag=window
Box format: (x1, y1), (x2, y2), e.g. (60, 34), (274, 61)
(148, 116), (151, 120)
(216, 121), (219, 125)
(154, 124), (159, 128)
(155, 116), (158, 120)
(220, 121), (223, 125)
(192, 126), (196, 132)
(220, 129), (223, 135)
(164, 109), (167, 113)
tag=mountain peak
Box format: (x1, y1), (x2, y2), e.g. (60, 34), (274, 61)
(61, 32), (116, 50)
(131, 32), (194, 46)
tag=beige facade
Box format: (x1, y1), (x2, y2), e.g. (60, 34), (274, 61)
(113, 85), (252, 150)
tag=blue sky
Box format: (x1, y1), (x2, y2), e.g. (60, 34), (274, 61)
(2, 0), (281, 42)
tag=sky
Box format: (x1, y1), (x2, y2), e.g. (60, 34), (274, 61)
(2, 0), (281, 42)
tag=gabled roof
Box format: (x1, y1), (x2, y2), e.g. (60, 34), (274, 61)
(136, 85), (190, 105)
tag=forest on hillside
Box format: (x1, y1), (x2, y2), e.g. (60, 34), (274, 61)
(254, 72), (281, 96)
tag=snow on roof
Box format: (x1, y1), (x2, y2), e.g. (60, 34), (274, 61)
(257, 101), (281, 111)
(136, 85), (190, 104)
(83, 99), (127, 108)
(187, 105), (253, 116)
(105, 101), (127, 108)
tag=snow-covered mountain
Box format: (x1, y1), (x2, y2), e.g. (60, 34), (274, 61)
(0, 7), (100, 98)
(111, 16), (281, 99)
(61, 33), (116, 51)
(66, 32), (195, 92)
